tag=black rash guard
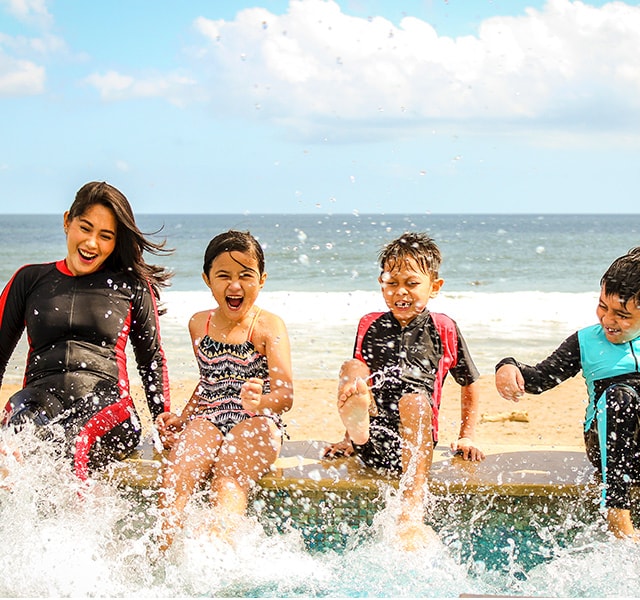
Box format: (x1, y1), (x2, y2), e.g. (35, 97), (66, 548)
(0, 259), (170, 479)
(351, 310), (479, 471)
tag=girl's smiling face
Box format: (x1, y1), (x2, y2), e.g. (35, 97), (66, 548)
(597, 286), (640, 344)
(63, 203), (117, 276)
(203, 250), (266, 320)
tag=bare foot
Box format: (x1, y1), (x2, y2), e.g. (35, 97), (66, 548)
(0, 443), (22, 491)
(395, 517), (439, 552)
(337, 377), (373, 445)
(207, 512), (246, 547)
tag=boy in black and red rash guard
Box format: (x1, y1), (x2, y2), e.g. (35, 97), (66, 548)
(0, 182), (171, 481)
(330, 232), (483, 550)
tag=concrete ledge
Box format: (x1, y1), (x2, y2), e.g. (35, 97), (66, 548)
(104, 440), (601, 552)
(105, 439), (598, 498)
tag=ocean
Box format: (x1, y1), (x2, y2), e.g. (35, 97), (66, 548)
(1, 213), (639, 383)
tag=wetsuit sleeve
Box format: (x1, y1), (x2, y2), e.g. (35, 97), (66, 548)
(495, 332), (581, 394)
(0, 267), (29, 386)
(448, 326), (480, 386)
(128, 282), (170, 419)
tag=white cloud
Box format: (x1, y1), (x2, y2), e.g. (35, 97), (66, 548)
(191, 0), (640, 133)
(0, 49), (44, 96)
(0, 0), (53, 28)
(0, 0), (68, 97)
(85, 70), (196, 106)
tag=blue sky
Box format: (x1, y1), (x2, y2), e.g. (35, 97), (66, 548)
(1, 0), (639, 214)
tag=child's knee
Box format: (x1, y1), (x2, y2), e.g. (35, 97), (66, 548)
(339, 358), (370, 379)
(606, 383), (640, 415)
(398, 393), (433, 420)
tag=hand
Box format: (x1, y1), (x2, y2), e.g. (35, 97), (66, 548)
(495, 364), (525, 402)
(155, 411), (186, 449)
(323, 434), (355, 459)
(450, 437), (485, 461)
(240, 377), (264, 412)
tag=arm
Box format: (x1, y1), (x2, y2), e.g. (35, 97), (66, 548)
(129, 281), (171, 419)
(156, 311), (207, 448)
(0, 268), (29, 388)
(241, 311), (293, 415)
(450, 380), (485, 461)
(495, 333), (581, 401)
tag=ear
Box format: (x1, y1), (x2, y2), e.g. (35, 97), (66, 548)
(63, 211), (71, 233)
(259, 272), (267, 288)
(430, 278), (444, 298)
(202, 272), (211, 287)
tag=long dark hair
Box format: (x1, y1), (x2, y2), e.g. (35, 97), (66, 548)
(67, 182), (173, 298)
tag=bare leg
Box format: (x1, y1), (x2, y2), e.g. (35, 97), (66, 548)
(158, 419), (223, 551)
(396, 392), (437, 550)
(607, 507), (638, 540)
(337, 359), (374, 445)
(208, 416), (281, 540)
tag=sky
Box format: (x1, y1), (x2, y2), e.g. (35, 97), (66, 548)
(1, 0), (639, 215)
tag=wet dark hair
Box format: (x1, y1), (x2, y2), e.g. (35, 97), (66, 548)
(67, 182), (173, 298)
(601, 247), (640, 308)
(203, 230), (265, 276)
(378, 232), (441, 279)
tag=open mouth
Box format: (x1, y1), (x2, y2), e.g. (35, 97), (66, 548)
(395, 301), (411, 308)
(78, 248), (97, 262)
(226, 296), (244, 310)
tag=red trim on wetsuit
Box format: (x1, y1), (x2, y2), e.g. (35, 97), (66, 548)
(430, 312), (459, 441)
(0, 265), (33, 392)
(73, 396), (134, 481)
(56, 259), (73, 276)
(354, 312), (385, 363)
(144, 279), (170, 412)
(115, 307), (132, 399)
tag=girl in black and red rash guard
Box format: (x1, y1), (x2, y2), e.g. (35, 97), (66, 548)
(0, 181), (172, 480)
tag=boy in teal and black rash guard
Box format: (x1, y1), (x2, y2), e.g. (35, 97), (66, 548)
(496, 248), (640, 540)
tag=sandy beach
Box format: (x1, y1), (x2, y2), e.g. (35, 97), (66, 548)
(283, 374), (588, 450)
(0, 374), (588, 451)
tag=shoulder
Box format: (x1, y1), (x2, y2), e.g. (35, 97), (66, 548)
(13, 262), (56, 278)
(357, 311), (387, 331)
(577, 324), (603, 345)
(429, 311), (456, 330)
(189, 310), (210, 326)
(3, 262), (58, 292)
(255, 307), (288, 336)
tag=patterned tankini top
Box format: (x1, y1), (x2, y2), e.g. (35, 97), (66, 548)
(192, 309), (271, 435)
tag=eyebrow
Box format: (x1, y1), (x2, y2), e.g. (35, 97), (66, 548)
(79, 216), (116, 237)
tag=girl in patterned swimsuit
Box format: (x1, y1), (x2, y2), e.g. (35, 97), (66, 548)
(156, 230), (293, 549)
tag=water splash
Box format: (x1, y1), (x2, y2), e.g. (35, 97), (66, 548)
(0, 430), (637, 596)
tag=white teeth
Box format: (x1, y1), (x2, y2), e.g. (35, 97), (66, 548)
(79, 249), (96, 259)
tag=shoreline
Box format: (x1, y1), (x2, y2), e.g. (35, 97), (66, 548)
(0, 374), (588, 451)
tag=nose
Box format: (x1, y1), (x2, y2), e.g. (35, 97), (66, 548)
(85, 234), (98, 249)
(600, 310), (615, 328)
